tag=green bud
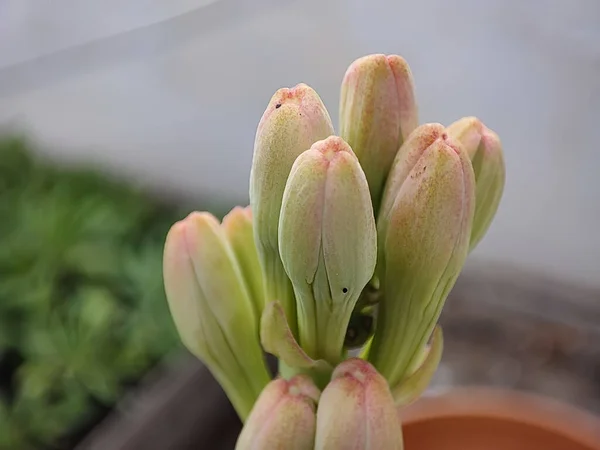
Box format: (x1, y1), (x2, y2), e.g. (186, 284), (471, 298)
(365, 124), (448, 350)
(163, 212), (271, 420)
(377, 123), (446, 252)
(445, 116), (483, 159)
(250, 84), (334, 335)
(471, 127), (505, 248)
(278, 136), (377, 365)
(447, 117), (506, 249)
(315, 358), (403, 450)
(368, 135), (475, 387)
(340, 54), (418, 212)
(222, 206), (265, 318)
(235, 375), (320, 450)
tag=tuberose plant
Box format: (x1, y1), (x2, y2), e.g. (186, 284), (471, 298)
(163, 54), (505, 449)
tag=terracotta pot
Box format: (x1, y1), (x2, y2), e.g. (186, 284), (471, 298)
(399, 387), (600, 450)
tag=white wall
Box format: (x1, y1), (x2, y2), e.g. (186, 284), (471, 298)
(1, 0), (599, 286)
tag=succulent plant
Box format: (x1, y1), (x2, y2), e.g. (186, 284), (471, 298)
(163, 53), (505, 448)
(0, 136), (184, 449)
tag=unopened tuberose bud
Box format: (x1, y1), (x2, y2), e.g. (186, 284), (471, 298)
(447, 117), (506, 249)
(340, 54), (418, 212)
(279, 136), (377, 365)
(378, 123), (446, 245)
(236, 375), (320, 450)
(315, 359), (403, 450)
(250, 84), (334, 335)
(368, 135), (475, 387)
(445, 116), (483, 159)
(222, 206), (265, 317)
(163, 212), (271, 420)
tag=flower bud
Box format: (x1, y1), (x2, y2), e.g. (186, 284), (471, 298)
(339, 54), (418, 212)
(446, 117), (506, 249)
(315, 358), (403, 450)
(471, 127), (505, 248)
(445, 116), (483, 159)
(377, 123), (446, 245)
(278, 136), (377, 365)
(235, 375), (320, 450)
(222, 206), (265, 317)
(250, 84), (334, 335)
(368, 135), (475, 387)
(163, 212), (271, 420)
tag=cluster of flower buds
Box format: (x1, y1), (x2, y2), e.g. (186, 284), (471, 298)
(236, 359), (402, 450)
(163, 53), (505, 447)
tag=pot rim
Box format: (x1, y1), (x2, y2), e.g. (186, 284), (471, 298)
(399, 386), (600, 448)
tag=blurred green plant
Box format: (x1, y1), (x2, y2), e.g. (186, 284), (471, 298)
(0, 135), (191, 449)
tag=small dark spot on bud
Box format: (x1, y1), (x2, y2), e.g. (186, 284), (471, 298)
(423, 166), (427, 171)
(275, 103), (282, 109)
(342, 287), (348, 293)
(442, 132), (448, 140)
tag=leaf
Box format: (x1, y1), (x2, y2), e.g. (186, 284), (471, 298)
(261, 301), (331, 374)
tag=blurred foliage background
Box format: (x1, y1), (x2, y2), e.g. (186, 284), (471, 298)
(0, 136), (203, 449)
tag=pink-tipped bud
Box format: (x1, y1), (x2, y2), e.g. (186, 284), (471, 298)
(250, 83), (335, 335)
(369, 135), (475, 387)
(235, 375), (320, 450)
(163, 211), (271, 420)
(446, 117), (506, 249)
(278, 136), (376, 364)
(445, 116), (484, 159)
(340, 54), (418, 212)
(222, 206), (265, 317)
(377, 123), (446, 248)
(315, 358), (403, 450)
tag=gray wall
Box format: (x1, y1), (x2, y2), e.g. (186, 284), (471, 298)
(1, 0), (599, 286)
